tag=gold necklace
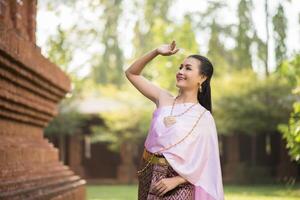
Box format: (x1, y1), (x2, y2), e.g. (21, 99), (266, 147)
(163, 96), (198, 127)
(137, 107), (207, 176)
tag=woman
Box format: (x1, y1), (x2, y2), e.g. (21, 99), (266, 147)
(125, 41), (224, 200)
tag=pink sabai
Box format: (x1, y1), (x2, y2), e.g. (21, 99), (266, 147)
(144, 103), (224, 200)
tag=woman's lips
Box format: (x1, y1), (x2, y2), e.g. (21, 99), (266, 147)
(176, 76), (186, 81)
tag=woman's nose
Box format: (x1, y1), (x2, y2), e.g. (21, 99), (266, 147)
(177, 71), (183, 76)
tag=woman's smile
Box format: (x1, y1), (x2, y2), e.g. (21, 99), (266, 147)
(176, 75), (186, 81)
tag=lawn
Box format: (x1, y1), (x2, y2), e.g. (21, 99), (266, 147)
(86, 183), (300, 200)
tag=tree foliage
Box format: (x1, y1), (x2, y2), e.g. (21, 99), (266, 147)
(213, 69), (294, 135)
(91, 0), (124, 86)
(234, 0), (254, 70)
(277, 55), (300, 162)
(90, 107), (152, 152)
(39, 0), (299, 160)
(272, 4), (287, 67)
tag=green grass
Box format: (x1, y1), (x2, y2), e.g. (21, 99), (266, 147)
(224, 184), (300, 200)
(86, 183), (300, 200)
(87, 185), (138, 200)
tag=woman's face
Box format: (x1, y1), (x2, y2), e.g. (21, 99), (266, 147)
(175, 57), (205, 90)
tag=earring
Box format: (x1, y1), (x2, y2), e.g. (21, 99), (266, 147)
(198, 83), (202, 93)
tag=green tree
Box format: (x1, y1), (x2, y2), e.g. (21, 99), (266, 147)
(91, 0), (124, 87)
(91, 108), (152, 152)
(278, 55), (300, 163)
(192, 1), (234, 76)
(214, 69), (293, 135)
(132, 0), (172, 56)
(213, 68), (294, 167)
(272, 3), (287, 67)
(207, 20), (232, 76)
(235, 0), (254, 70)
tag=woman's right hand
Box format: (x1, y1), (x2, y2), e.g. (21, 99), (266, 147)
(156, 40), (180, 56)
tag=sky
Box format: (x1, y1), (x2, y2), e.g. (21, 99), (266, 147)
(36, 0), (300, 78)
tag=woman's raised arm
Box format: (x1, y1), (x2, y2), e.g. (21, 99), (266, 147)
(125, 41), (179, 105)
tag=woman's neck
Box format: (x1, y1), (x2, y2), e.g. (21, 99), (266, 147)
(176, 88), (198, 103)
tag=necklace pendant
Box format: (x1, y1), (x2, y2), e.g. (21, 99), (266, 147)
(163, 116), (176, 127)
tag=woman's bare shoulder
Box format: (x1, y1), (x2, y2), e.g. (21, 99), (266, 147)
(155, 89), (175, 107)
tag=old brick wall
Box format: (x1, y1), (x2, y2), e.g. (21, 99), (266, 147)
(0, 0), (86, 199)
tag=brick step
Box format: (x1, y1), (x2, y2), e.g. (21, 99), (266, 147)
(34, 180), (86, 200)
(0, 162), (67, 180)
(48, 184), (86, 200)
(0, 167), (74, 192)
(0, 173), (85, 200)
(0, 137), (52, 148)
(0, 146), (58, 166)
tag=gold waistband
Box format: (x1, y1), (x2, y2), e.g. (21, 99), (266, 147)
(143, 148), (169, 165)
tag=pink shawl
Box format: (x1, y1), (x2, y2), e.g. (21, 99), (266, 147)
(144, 103), (224, 200)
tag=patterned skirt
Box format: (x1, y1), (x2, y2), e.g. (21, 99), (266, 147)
(137, 153), (194, 200)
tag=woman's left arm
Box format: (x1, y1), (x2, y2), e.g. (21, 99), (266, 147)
(173, 176), (188, 185)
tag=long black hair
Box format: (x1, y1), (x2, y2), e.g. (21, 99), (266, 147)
(188, 55), (213, 113)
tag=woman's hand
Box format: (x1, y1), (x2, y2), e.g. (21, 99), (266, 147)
(153, 176), (187, 197)
(156, 40), (180, 56)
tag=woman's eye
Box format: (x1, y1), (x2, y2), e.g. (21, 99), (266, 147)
(179, 65), (191, 70)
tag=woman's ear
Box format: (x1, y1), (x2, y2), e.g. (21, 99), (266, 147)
(200, 74), (207, 83)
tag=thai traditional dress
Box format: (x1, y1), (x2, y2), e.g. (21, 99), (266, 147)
(137, 103), (224, 200)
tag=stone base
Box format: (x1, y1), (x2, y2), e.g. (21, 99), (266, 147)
(0, 119), (86, 200)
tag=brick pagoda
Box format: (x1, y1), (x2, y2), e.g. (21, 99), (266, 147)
(0, 1), (86, 199)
